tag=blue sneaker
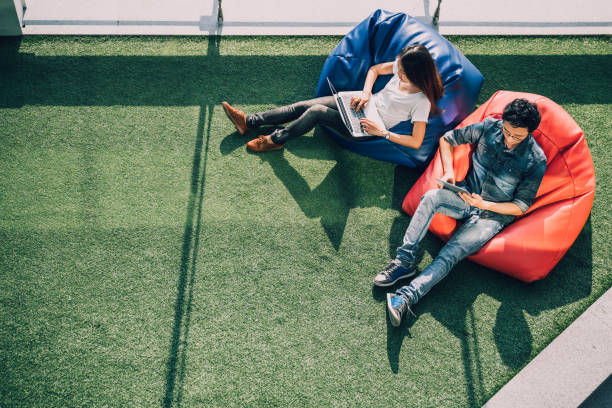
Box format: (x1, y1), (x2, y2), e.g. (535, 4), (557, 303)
(386, 292), (416, 327)
(373, 260), (416, 287)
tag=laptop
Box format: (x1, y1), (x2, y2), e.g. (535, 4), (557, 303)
(327, 77), (386, 138)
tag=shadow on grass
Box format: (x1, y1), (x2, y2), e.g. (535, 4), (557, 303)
(371, 284), (417, 374)
(0, 47), (329, 109)
(162, 103), (212, 408)
(249, 127), (415, 251)
(163, 36), (220, 408)
(0, 36), (601, 407)
(381, 209), (593, 405)
(0, 36), (22, 72)
(468, 54), (612, 106)
(387, 165), (425, 258)
(255, 129), (354, 251)
(1, 37), (612, 108)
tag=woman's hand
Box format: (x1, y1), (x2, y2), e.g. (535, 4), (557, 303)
(359, 118), (385, 136)
(350, 91), (371, 112)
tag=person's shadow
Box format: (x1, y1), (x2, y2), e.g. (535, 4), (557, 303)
(221, 127), (421, 251)
(377, 205), (593, 405)
(222, 121), (593, 406)
(370, 164), (433, 373)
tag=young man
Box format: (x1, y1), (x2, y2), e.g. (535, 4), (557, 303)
(374, 98), (547, 326)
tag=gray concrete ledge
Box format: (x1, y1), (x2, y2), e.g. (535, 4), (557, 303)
(483, 288), (612, 408)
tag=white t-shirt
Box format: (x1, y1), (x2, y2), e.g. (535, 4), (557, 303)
(372, 60), (431, 130)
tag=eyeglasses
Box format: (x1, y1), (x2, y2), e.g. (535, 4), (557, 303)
(502, 125), (528, 141)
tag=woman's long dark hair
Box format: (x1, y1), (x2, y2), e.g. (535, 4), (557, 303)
(398, 44), (444, 116)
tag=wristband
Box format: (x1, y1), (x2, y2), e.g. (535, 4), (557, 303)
(385, 132), (390, 140)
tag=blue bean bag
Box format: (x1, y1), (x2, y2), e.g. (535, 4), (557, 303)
(315, 9), (484, 167)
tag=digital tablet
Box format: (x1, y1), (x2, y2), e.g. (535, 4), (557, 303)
(435, 178), (470, 195)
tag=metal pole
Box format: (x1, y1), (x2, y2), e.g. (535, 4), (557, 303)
(217, 0), (223, 26)
(432, 0), (442, 26)
(21, 0), (27, 27)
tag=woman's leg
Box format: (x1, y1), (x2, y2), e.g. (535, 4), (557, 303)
(269, 102), (355, 144)
(246, 96), (336, 128)
(245, 95), (376, 151)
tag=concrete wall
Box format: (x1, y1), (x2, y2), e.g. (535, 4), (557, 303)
(0, 0), (23, 36)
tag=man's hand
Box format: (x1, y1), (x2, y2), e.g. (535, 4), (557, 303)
(438, 170), (456, 186)
(439, 137), (456, 187)
(350, 91), (371, 112)
(458, 192), (488, 209)
(359, 118), (384, 136)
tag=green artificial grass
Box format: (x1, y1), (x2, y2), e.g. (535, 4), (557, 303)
(1, 35), (611, 407)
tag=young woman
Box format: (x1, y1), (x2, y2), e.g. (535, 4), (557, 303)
(221, 44), (444, 153)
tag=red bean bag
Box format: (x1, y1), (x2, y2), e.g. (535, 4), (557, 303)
(401, 91), (596, 282)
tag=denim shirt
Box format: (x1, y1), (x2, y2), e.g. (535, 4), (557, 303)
(443, 118), (547, 224)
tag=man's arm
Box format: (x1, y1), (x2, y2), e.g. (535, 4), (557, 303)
(438, 120), (489, 185)
(458, 193), (524, 216)
(511, 158), (547, 213)
(458, 153), (547, 217)
(438, 136), (456, 184)
(441, 119), (528, 216)
(444, 119), (488, 146)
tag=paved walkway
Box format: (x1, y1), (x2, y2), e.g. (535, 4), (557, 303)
(21, 0), (612, 35)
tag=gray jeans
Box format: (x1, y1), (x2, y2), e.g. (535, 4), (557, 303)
(246, 96), (373, 144)
(396, 188), (506, 304)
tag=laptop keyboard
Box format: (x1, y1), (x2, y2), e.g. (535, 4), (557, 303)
(340, 94), (366, 133)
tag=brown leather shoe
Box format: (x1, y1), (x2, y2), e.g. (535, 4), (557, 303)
(246, 135), (283, 152)
(221, 101), (248, 135)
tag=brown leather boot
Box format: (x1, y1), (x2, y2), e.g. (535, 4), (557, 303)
(221, 101), (248, 135)
(246, 135), (283, 152)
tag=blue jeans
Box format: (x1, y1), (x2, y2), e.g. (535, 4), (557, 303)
(396, 189), (505, 304)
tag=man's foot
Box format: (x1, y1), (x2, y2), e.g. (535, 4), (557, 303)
(246, 135), (284, 152)
(373, 260), (416, 287)
(221, 101), (248, 135)
(386, 292), (416, 327)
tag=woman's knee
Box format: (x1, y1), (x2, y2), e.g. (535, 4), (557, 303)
(288, 99), (324, 115)
(305, 104), (328, 116)
(298, 104), (329, 124)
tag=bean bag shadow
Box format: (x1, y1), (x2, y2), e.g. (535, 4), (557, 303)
(314, 9), (484, 167)
(402, 91), (596, 282)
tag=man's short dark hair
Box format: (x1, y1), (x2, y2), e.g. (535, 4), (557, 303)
(502, 98), (541, 133)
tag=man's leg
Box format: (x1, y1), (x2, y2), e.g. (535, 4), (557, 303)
(396, 189), (471, 267)
(374, 189), (470, 287)
(387, 214), (504, 326)
(398, 215), (505, 304)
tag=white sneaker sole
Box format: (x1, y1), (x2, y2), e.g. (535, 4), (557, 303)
(386, 293), (403, 327)
(373, 270), (416, 287)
